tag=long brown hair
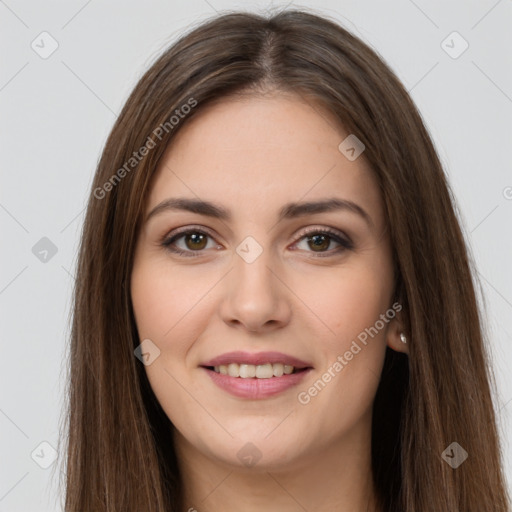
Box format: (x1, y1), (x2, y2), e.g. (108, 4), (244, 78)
(58, 8), (510, 511)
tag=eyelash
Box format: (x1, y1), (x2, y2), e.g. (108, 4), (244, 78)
(160, 225), (354, 258)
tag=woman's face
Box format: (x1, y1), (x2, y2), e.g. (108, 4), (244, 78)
(131, 93), (407, 470)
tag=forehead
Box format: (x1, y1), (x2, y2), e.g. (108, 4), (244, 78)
(147, 94), (383, 225)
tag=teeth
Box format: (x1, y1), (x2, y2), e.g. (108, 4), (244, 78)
(272, 363), (284, 377)
(228, 363), (239, 377)
(213, 363), (298, 378)
(255, 363), (273, 378)
(240, 364), (256, 378)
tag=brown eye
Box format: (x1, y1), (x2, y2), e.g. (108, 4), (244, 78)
(162, 226), (353, 258)
(307, 234), (331, 252)
(184, 232), (208, 250)
(293, 228), (353, 256)
(162, 228), (218, 257)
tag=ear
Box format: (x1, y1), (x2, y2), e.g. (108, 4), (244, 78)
(385, 315), (409, 355)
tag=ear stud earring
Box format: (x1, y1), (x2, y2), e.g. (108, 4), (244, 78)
(400, 332), (407, 344)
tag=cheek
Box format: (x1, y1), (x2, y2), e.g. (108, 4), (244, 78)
(130, 260), (214, 421)
(294, 259), (393, 348)
(131, 258), (214, 347)
(293, 263), (392, 425)
(291, 260), (392, 404)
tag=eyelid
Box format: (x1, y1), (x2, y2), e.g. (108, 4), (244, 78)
(294, 225), (351, 244)
(164, 224), (218, 242)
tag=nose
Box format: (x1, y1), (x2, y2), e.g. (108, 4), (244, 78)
(219, 248), (292, 334)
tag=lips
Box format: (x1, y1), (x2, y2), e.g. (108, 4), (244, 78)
(200, 351), (313, 399)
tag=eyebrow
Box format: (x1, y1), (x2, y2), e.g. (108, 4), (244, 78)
(146, 197), (373, 227)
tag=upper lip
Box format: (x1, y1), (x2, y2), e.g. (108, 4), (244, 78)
(201, 351), (313, 369)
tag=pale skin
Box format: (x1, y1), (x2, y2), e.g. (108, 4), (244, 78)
(130, 91), (409, 512)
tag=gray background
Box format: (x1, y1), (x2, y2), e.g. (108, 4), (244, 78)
(1, 0), (511, 510)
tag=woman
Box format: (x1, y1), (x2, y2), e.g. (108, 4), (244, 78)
(59, 9), (510, 512)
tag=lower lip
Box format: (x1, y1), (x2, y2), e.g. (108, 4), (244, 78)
(202, 367), (312, 399)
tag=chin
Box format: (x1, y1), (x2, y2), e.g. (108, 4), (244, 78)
(207, 433), (302, 471)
